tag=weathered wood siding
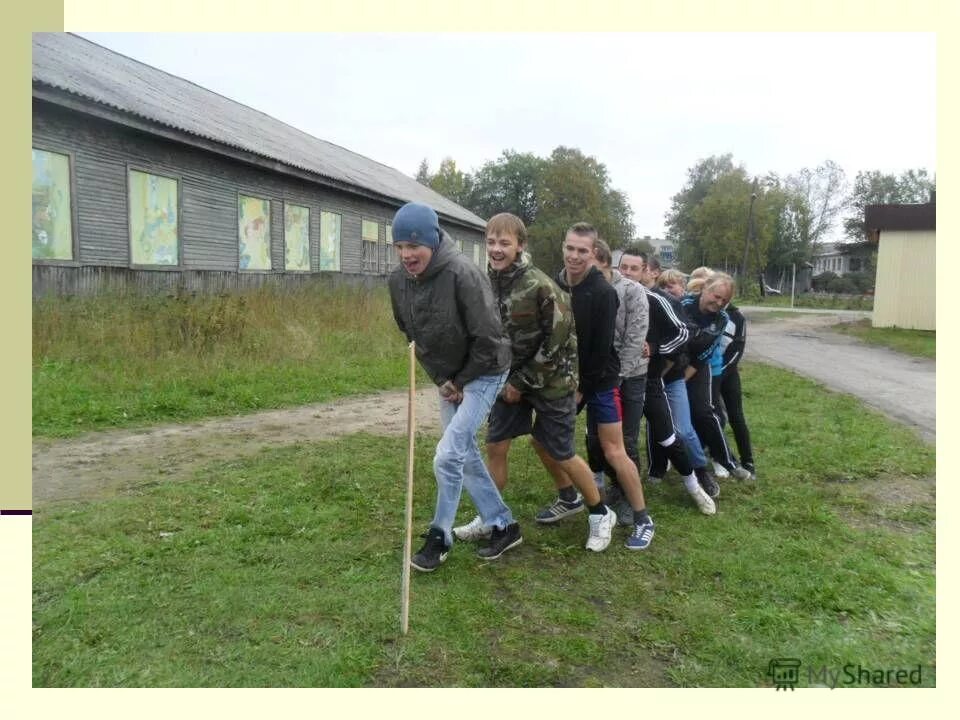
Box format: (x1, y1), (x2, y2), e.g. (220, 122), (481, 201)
(32, 264), (386, 299)
(32, 101), (485, 295)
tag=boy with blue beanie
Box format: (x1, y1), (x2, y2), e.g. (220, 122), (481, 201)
(388, 202), (522, 571)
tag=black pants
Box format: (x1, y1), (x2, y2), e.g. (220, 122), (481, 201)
(720, 366), (754, 466)
(686, 366), (737, 471)
(642, 373), (693, 477)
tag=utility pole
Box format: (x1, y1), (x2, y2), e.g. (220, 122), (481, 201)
(740, 187), (758, 280)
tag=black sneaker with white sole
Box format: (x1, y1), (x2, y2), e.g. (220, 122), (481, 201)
(535, 495), (584, 523)
(411, 527), (450, 572)
(476, 522), (523, 560)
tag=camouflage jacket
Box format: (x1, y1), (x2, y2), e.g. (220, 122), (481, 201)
(488, 251), (578, 399)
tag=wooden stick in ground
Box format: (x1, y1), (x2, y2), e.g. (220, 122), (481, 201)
(401, 340), (416, 635)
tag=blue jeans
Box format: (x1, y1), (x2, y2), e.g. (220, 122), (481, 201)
(432, 372), (514, 547)
(663, 378), (707, 468)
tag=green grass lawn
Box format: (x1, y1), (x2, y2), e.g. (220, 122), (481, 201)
(832, 320), (935, 360)
(32, 363), (935, 687)
(748, 293), (874, 311)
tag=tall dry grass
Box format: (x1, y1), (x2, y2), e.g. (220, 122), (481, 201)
(33, 285), (415, 436)
(33, 285), (401, 363)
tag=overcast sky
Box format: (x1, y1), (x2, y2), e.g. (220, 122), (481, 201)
(77, 32), (936, 242)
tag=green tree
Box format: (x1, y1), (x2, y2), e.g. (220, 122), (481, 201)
(688, 168), (753, 272)
(426, 157), (474, 208)
(414, 158), (431, 184)
(665, 154), (739, 268)
(528, 146), (634, 273)
(629, 237), (655, 257)
(468, 150), (546, 226)
(843, 168), (935, 239)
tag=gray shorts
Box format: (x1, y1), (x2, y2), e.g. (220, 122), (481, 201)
(486, 392), (577, 461)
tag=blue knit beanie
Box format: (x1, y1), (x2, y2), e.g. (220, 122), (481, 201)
(392, 203), (440, 249)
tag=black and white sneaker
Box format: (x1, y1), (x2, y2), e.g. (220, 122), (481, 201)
(535, 494), (584, 524)
(477, 522), (523, 560)
(743, 462), (757, 481)
(411, 528), (450, 572)
(694, 466), (720, 500)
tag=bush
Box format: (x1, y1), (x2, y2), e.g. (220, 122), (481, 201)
(826, 275), (859, 294)
(844, 271), (875, 294)
(811, 272), (837, 292)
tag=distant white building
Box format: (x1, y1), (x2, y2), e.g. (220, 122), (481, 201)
(612, 235), (675, 269)
(811, 242), (872, 276)
(643, 235), (676, 266)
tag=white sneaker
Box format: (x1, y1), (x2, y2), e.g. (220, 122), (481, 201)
(453, 514), (492, 542)
(687, 484), (717, 515)
(712, 461), (730, 478)
(585, 507), (617, 552)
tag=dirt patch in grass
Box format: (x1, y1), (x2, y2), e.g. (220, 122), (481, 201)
(33, 388), (442, 506)
(830, 473), (935, 533)
(864, 473), (935, 506)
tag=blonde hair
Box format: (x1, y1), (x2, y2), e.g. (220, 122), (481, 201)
(486, 213), (527, 245)
(704, 271), (735, 297)
(686, 277), (707, 293)
(689, 266), (713, 280)
(657, 269), (686, 288)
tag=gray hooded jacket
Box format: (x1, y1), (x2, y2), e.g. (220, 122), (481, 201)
(610, 270), (649, 378)
(389, 232), (511, 388)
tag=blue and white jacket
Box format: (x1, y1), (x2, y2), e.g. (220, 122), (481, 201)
(680, 292), (730, 368)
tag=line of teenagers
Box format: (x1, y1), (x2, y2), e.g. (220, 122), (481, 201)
(390, 203), (734, 574)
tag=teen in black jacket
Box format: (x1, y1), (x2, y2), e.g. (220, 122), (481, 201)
(718, 303), (755, 478)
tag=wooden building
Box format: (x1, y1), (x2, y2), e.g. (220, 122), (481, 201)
(32, 33), (487, 297)
(865, 198), (936, 331)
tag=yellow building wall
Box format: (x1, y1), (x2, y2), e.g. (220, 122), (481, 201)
(872, 230), (936, 330)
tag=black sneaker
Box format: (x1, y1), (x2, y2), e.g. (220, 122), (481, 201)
(411, 528), (450, 572)
(694, 466), (720, 500)
(477, 522), (523, 560)
(535, 494), (584, 523)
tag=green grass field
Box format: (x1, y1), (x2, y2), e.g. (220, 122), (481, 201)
(33, 362), (935, 687)
(749, 293), (874, 311)
(832, 320), (935, 360)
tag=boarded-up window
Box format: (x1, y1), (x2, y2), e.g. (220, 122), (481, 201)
(284, 203), (310, 271)
(129, 170), (179, 266)
(320, 211), (341, 271)
(239, 195), (271, 270)
(362, 219), (380, 274)
(32, 148), (73, 261)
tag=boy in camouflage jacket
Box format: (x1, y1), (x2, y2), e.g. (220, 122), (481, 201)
(453, 213), (618, 553)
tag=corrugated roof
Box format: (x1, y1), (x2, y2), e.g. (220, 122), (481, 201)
(32, 32), (485, 229)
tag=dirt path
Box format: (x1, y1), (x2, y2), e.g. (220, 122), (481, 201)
(33, 312), (935, 505)
(32, 388), (442, 506)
